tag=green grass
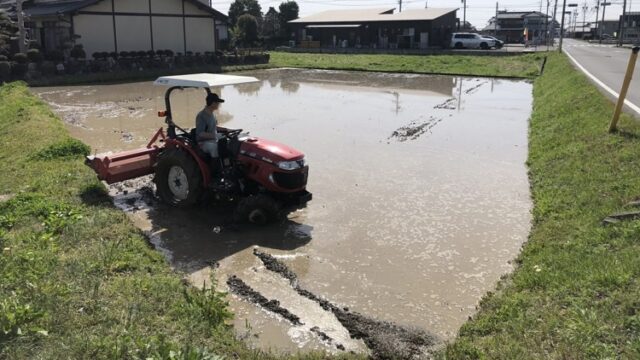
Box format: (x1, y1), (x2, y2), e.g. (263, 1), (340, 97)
(441, 54), (640, 359)
(0, 82), (363, 360)
(270, 51), (545, 78)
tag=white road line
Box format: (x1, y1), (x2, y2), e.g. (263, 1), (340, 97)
(563, 48), (640, 116)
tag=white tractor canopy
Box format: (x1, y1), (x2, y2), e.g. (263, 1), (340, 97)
(154, 73), (259, 88)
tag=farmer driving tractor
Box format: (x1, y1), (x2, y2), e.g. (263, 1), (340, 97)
(196, 93), (224, 176)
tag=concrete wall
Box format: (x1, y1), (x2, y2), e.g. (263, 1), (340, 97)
(74, 14), (116, 56)
(72, 0), (219, 55)
(115, 15), (152, 52)
(186, 17), (215, 52)
(153, 17), (185, 53)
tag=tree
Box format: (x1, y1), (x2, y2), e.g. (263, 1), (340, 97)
(232, 14), (258, 47)
(262, 7), (280, 40)
(228, 0), (262, 27)
(278, 1), (299, 38)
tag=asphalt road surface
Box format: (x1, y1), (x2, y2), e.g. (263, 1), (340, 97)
(563, 38), (640, 117)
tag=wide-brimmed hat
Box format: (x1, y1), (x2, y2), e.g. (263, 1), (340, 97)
(206, 93), (225, 105)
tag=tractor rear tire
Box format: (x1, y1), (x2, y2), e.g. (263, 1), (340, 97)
(154, 148), (203, 207)
(234, 194), (281, 225)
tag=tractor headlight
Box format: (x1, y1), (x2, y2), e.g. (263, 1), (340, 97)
(278, 158), (305, 171)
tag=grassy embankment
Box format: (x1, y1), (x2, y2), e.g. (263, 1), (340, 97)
(443, 53), (640, 359)
(0, 83), (359, 359)
(270, 51), (545, 78)
(27, 64), (272, 87)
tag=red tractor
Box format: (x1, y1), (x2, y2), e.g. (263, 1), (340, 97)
(86, 74), (311, 224)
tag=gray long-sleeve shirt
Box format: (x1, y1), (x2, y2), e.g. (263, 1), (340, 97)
(195, 109), (217, 143)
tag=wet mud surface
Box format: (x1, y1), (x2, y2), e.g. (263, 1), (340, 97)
(254, 250), (437, 359)
(35, 69), (533, 356)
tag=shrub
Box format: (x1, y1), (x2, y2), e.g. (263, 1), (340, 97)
(11, 62), (27, 77)
(136, 51), (146, 58)
(147, 50), (155, 57)
(40, 61), (56, 76)
(33, 138), (91, 160)
(0, 61), (10, 80)
(119, 51), (130, 58)
(92, 52), (103, 60)
(109, 51), (118, 59)
(12, 53), (28, 64)
(46, 50), (64, 62)
(26, 49), (43, 63)
(70, 45), (86, 59)
(165, 49), (174, 57)
(186, 51), (193, 56)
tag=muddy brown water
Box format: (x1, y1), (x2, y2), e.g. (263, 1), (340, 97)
(35, 69), (533, 357)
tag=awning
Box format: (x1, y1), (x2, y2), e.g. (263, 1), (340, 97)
(306, 24), (362, 29)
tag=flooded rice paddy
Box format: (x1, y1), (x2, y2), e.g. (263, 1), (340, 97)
(35, 69), (533, 357)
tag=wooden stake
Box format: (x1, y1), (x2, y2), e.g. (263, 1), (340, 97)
(609, 46), (639, 132)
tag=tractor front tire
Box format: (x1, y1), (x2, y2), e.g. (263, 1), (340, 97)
(154, 148), (203, 207)
(234, 194), (281, 225)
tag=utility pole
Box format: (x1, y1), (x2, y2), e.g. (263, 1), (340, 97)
(399, 0), (403, 12)
(546, 0), (551, 49)
(600, 2), (611, 44)
(495, 2), (499, 37)
(16, 0), (26, 53)
(462, 0), (467, 30)
(594, 3), (600, 40)
(559, 0), (568, 51)
(582, 3), (587, 31)
(553, 0), (559, 44)
(618, 0), (628, 46)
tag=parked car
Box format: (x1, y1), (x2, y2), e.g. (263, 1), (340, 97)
(450, 33), (497, 50)
(481, 36), (504, 49)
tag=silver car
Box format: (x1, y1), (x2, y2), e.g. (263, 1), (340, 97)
(450, 33), (497, 50)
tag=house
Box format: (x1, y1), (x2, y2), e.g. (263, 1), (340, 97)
(482, 11), (553, 44)
(289, 7), (458, 49)
(595, 19), (619, 39)
(9, 0), (228, 57)
(571, 22), (593, 39)
(619, 12), (640, 42)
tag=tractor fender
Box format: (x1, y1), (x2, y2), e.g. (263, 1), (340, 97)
(164, 139), (211, 187)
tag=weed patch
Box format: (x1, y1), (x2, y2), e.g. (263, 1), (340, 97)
(32, 138), (90, 160)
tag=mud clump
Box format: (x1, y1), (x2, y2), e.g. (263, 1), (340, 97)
(226, 275), (303, 326)
(253, 249), (298, 286)
(310, 326), (345, 351)
(254, 251), (438, 359)
(389, 117), (443, 142)
(434, 98), (456, 110)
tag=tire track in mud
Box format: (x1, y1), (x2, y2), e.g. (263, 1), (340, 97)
(253, 249), (438, 359)
(226, 276), (303, 326)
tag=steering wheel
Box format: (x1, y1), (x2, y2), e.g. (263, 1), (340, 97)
(226, 128), (243, 138)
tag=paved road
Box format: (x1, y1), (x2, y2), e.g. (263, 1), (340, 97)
(563, 38), (640, 117)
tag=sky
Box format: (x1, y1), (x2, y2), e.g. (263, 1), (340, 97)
(211, 0), (636, 29)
